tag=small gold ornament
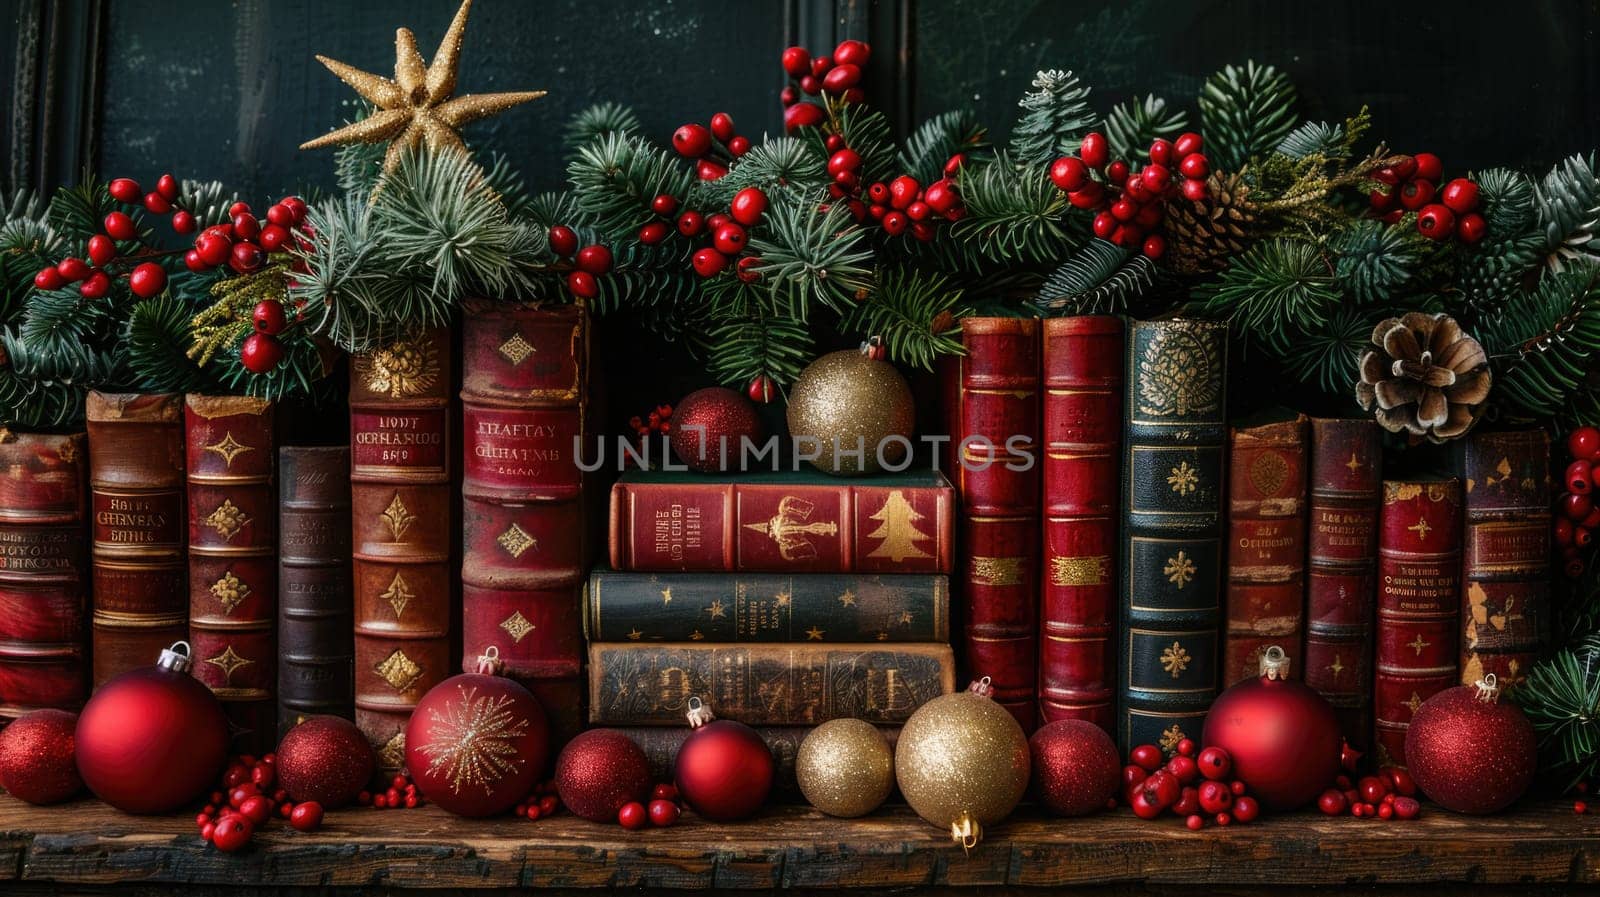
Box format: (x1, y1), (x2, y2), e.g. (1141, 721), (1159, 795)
(786, 343), (915, 476)
(299, 0), (546, 173)
(796, 719), (894, 818)
(894, 679), (1029, 848)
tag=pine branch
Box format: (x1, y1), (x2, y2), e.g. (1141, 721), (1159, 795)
(47, 179), (120, 244)
(1008, 70), (1097, 168)
(178, 179), (240, 229)
(1475, 167), (1538, 236)
(1195, 238), (1340, 335)
(899, 111), (988, 185)
(563, 102), (645, 157)
(1276, 120), (1345, 160)
(743, 200), (873, 321)
(1515, 637), (1600, 790)
(124, 294), (214, 393)
(1332, 219), (1423, 305)
(1278, 303), (1373, 394)
(947, 153), (1076, 267)
(290, 195), (395, 352)
(1479, 261), (1600, 421)
(839, 268), (967, 370)
(699, 307), (814, 390)
(1199, 61), (1298, 171)
(1032, 239), (1156, 315)
(1104, 95), (1187, 162)
(568, 132), (697, 239)
(710, 137), (828, 205)
(1535, 153), (1600, 272)
(820, 102), (899, 187)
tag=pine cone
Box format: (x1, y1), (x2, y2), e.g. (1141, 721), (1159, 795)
(1165, 172), (1259, 275)
(1356, 312), (1492, 442)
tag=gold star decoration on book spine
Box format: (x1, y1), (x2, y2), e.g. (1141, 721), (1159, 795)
(298, 0), (546, 172)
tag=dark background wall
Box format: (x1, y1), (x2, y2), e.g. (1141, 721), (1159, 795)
(9, 0), (1599, 200)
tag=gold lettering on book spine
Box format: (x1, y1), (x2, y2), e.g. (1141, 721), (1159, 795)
(1051, 554), (1109, 586)
(356, 333), (439, 399)
(970, 556), (1024, 586)
(1136, 322), (1221, 418)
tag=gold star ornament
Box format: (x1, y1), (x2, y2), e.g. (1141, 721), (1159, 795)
(299, 0), (546, 172)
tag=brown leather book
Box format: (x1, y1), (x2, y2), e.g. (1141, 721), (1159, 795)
(1304, 418), (1382, 750)
(460, 302), (588, 709)
(1373, 478), (1461, 767)
(0, 432), (88, 720)
(1460, 430), (1551, 688)
(278, 446), (354, 735)
(587, 642), (954, 725)
(350, 328), (454, 772)
(86, 392), (187, 686)
(1222, 412), (1307, 687)
(186, 395), (276, 751)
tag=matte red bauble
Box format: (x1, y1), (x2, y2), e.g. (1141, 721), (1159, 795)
(1201, 646), (1341, 811)
(669, 387), (763, 473)
(75, 642), (229, 814)
(1405, 675), (1536, 814)
(276, 715), (376, 808)
(674, 699), (774, 822)
(555, 729), (653, 822)
(0, 709), (82, 804)
(405, 648), (550, 817)
(1029, 719), (1120, 816)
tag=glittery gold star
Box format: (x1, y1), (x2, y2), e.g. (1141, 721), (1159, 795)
(805, 626), (825, 640)
(299, 0), (546, 173)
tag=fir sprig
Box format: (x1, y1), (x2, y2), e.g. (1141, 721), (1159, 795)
(1199, 61), (1298, 171)
(1104, 95), (1186, 162)
(947, 153), (1076, 267)
(1033, 239), (1156, 316)
(1008, 70), (1097, 168)
(839, 268), (967, 370)
(1516, 637), (1600, 789)
(744, 201), (873, 321)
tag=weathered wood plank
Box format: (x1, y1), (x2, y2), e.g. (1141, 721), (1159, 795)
(1, 794), (1597, 890)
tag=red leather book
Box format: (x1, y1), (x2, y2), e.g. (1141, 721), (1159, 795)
(86, 392), (188, 686)
(608, 469), (954, 573)
(186, 395), (276, 751)
(1222, 412), (1307, 687)
(1460, 430), (1551, 688)
(1038, 316), (1121, 730)
(350, 329), (453, 772)
(1374, 478), (1462, 767)
(460, 302), (588, 742)
(1304, 418), (1382, 750)
(0, 432), (88, 720)
(954, 317), (1041, 730)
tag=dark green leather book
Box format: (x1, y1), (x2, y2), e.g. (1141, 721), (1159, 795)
(1117, 318), (1229, 753)
(584, 569), (949, 642)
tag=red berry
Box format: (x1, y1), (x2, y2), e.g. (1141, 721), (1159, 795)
(1570, 427), (1600, 461)
(1318, 789), (1348, 815)
(888, 175), (921, 210)
(1148, 138), (1174, 166)
(108, 178), (142, 203)
(566, 270), (599, 299)
(228, 201), (251, 218)
(1135, 203), (1163, 230)
(548, 225), (578, 257)
(171, 209), (196, 234)
(651, 194), (679, 216)
(56, 257), (89, 282)
(799, 75), (821, 95)
(1049, 156), (1088, 192)
(1130, 744), (1163, 771)
(1181, 178), (1208, 201)
(1358, 775), (1389, 804)
(1556, 516), (1575, 547)
(1416, 204), (1456, 240)
(648, 799), (680, 827)
(266, 203), (294, 227)
(33, 267), (64, 290)
(210, 815), (252, 852)
(736, 255), (763, 283)
(696, 159), (728, 181)
(229, 241), (265, 273)
(1173, 132), (1203, 158)
(672, 212), (703, 238)
(1399, 179), (1435, 212)
(1164, 754), (1199, 785)
(143, 192), (171, 214)
(103, 211), (137, 241)
(747, 375), (775, 404)
(692, 247), (728, 277)
(822, 64), (861, 92)
(638, 222), (670, 244)
(880, 210), (908, 236)
(712, 223), (747, 254)
(184, 249), (208, 272)
(1377, 802), (1395, 820)
(1214, 811), (1232, 826)
(1393, 796), (1421, 820)
(1129, 788), (1164, 820)
(1185, 813), (1205, 831)
(923, 180), (957, 214)
(78, 271), (110, 299)
(727, 136), (751, 157)
(87, 234), (116, 266)
(240, 333), (282, 374)
(833, 39), (870, 67)
(709, 112), (736, 143)
(1579, 800), (1591, 815)
(128, 262), (167, 298)
(1434, 178), (1478, 215)
(1067, 183), (1104, 209)
(810, 55), (831, 77)
(1231, 795), (1260, 823)
(672, 124), (712, 158)
(1577, 526), (1593, 549)
(155, 173), (179, 201)
(1106, 160), (1130, 186)
(1176, 738), (1196, 758)
(1172, 785), (1200, 816)
(1079, 132), (1110, 169)
(944, 153), (967, 176)
(1140, 163), (1172, 194)
(1230, 780), (1248, 796)
(289, 801), (323, 832)
(1197, 780), (1233, 814)
(576, 244), (613, 275)
(1092, 211), (1117, 239)
(1142, 771), (1181, 809)
(906, 201), (930, 222)
(1179, 154), (1209, 180)
(195, 232), (231, 267)
(1195, 747), (1232, 781)
(1456, 212), (1488, 244)
(253, 300), (287, 335)
(237, 795), (273, 825)
(617, 801), (648, 830)
(232, 212), (260, 240)
(1412, 152), (1444, 183)
(1564, 491), (1594, 521)
(780, 46), (811, 78)
(1568, 459), (1595, 495)
(258, 223), (289, 252)
(731, 187), (769, 226)
(651, 783), (679, 802)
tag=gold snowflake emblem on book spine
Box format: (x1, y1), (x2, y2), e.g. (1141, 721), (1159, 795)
(497, 332), (536, 365)
(375, 649), (424, 693)
(499, 611), (535, 643)
(381, 494), (416, 541)
(496, 523), (536, 558)
(205, 645), (253, 683)
(204, 431), (253, 467)
(210, 570), (251, 614)
(417, 684), (530, 796)
(1163, 551), (1197, 588)
(1160, 642), (1191, 678)
(1167, 461), (1199, 495)
(205, 500), (250, 541)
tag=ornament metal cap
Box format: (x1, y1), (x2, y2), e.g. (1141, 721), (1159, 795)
(685, 696), (717, 729)
(951, 810), (981, 852)
(1473, 673), (1500, 703)
(966, 676), (995, 699)
(1259, 645), (1292, 681)
(859, 335), (886, 361)
(474, 645), (504, 676)
(156, 640), (194, 674)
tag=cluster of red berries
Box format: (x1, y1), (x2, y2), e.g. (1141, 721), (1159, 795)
(1369, 154), (1485, 243)
(778, 40), (870, 132)
(617, 782), (683, 830)
(1555, 426), (1600, 578)
(240, 298), (295, 375)
(1049, 131), (1210, 259)
(1121, 738), (1261, 830)
(1316, 767), (1422, 820)
(184, 195), (310, 275)
(195, 753), (325, 853)
(355, 772), (426, 810)
(1574, 781), (1590, 815)
(546, 226), (614, 299)
(674, 187), (769, 280)
(671, 113), (752, 181)
(628, 403), (674, 440)
(511, 780), (563, 821)
(29, 173), (212, 301)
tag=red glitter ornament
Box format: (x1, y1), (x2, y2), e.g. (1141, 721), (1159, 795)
(554, 729), (653, 823)
(668, 387), (763, 473)
(1201, 646), (1341, 811)
(1405, 675), (1536, 814)
(75, 642), (229, 814)
(1028, 719), (1120, 817)
(0, 709), (82, 805)
(674, 698), (774, 822)
(276, 716), (376, 808)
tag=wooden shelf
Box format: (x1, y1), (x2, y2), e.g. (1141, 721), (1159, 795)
(1, 794), (1596, 894)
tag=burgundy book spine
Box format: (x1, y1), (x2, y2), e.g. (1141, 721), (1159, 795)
(1222, 414), (1308, 687)
(1304, 418), (1381, 750)
(277, 446), (354, 734)
(1460, 430), (1551, 687)
(0, 432), (88, 720)
(460, 302), (588, 746)
(186, 395), (276, 751)
(1038, 316), (1121, 731)
(1374, 478), (1462, 767)
(350, 329), (454, 772)
(86, 392), (188, 686)
(955, 317), (1041, 730)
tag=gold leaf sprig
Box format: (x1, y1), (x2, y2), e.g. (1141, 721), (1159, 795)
(189, 265), (291, 367)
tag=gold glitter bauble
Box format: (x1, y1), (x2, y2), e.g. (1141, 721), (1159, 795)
(786, 349), (915, 476)
(894, 689), (1030, 847)
(796, 719), (894, 817)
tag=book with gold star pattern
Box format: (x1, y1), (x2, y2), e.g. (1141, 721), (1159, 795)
(584, 569), (948, 643)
